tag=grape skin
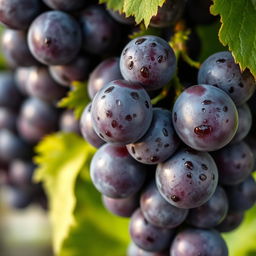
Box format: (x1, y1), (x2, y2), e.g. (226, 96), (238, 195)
(0, 107), (17, 132)
(42, 0), (86, 11)
(156, 148), (218, 209)
(14, 68), (30, 95)
(172, 84), (238, 151)
(127, 242), (169, 256)
(60, 110), (80, 134)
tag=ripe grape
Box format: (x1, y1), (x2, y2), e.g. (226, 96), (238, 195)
(127, 242), (169, 256)
(60, 110), (80, 134)
(0, 107), (17, 132)
(14, 68), (30, 95)
(42, 0), (86, 11)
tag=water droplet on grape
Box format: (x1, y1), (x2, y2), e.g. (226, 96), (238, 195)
(194, 125), (212, 137)
(140, 66), (149, 78)
(199, 174), (207, 181)
(104, 86), (115, 93)
(130, 92), (139, 100)
(135, 38), (146, 45)
(184, 161), (193, 170)
(171, 195), (180, 202)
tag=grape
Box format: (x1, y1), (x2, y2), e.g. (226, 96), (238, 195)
(129, 209), (174, 252)
(0, 0), (42, 30)
(212, 141), (254, 185)
(198, 51), (256, 106)
(172, 84), (238, 151)
(140, 181), (188, 229)
(225, 175), (256, 211)
(102, 194), (139, 218)
(0, 107), (17, 132)
(120, 35), (176, 91)
(80, 103), (105, 148)
(26, 67), (67, 102)
(127, 242), (169, 256)
(156, 148), (218, 209)
(245, 135), (256, 172)
(60, 110), (80, 134)
(231, 104), (252, 143)
(88, 57), (123, 99)
(49, 55), (90, 87)
(42, 0), (86, 11)
(80, 6), (121, 55)
(108, 10), (135, 25)
(127, 108), (180, 164)
(91, 80), (153, 145)
(170, 228), (228, 256)
(28, 11), (82, 65)
(149, 0), (185, 28)
(0, 72), (23, 109)
(90, 144), (146, 198)
(14, 68), (30, 95)
(186, 186), (228, 228)
(1, 29), (38, 67)
(216, 211), (244, 233)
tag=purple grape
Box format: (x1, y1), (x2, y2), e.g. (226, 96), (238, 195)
(172, 84), (238, 151)
(108, 10), (135, 25)
(149, 0), (185, 28)
(156, 148), (218, 209)
(42, 0), (86, 11)
(225, 175), (256, 211)
(198, 51), (256, 106)
(90, 144), (146, 198)
(127, 242), (169, 256)
(0, 107), (17, 132)
(186, 186), (228, 228)
(49, 55), (90, 87)
(26, 67), (67, 102)
(60, 110), (80, 134)
(120, 36), (176, 91)
(91, 80), (153, 145)
(0, 0), (42, 30)
(80, 103), (105, 148)
(28, 11), (82, 65)
(80, 6), (121, 55)
(1, 29), (38, 67)
(212, 141), (254, 185)
(140, 181), (188, 229)
(88, 57), (123, 99)
(102, 194), (139, 218)
(231, 104), (252, 143)
(127, 108), (180, 164)
(245, 135), (256, 172)
(14, 68), (30, 95)
(170, 228), (228, 256)
(129, 209), (174, 252)
(216, 211), (245, 233)
(0, 72), (23, 109)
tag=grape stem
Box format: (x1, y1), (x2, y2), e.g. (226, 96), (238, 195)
(181, 51), (201, 69)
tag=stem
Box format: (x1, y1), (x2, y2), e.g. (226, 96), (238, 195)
(181, 51), (201, 69)
(151, 85), (169, 105)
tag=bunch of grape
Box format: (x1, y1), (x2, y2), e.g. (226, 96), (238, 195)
(0, 0), (256, 255)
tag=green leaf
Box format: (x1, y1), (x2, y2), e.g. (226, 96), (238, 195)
(58, 81), (90, 119)
(251, 0), (256, 10)
(99, 0), (124, 11)
(211, 0), (256, 77)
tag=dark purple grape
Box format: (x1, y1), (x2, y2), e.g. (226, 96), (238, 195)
(90, 144), (146, 198)
(0, 72), (23, 109)
(9, 160), (35, 188)
(0, 107), (17, 132)
(212, 141), (254, 185)
(170, 228), (228, 256)
(102, 194), (139, 218)
(42, 0), (86, 11)
(91, 80), (153, 145)
(60, 110), (80, 134)
(140, 181), (188, 229)
(108, 10), (135, 25)
(127, 242), (169, 256)
(80, 103), (105, 148)
(88, 57), (123, 99)
(225, 175), (256, 211)
(28, 11), (82, 65)
(127, 108), (180, 164)
(245, 135), (256, 172)
(231, 104), (252, 143)
(186, 186), (228, 228)
(80, 6), (121, 55)
(172, 84), (238, 151)
(26, 67), (66, 102)
(1, 29), (38, 67)
(198, 51), (256, 106)
(49, 55), (90, 86)
(18, 97), (58, 143)
(0, 0), (42, 30)
(120, 36), (176, 91)
(216, 211), (245, 233)
(130, 209), (174, 252)
(14, 68), (30, 95)
(149, 0), (185, 28)
(156, 148), (218, 209)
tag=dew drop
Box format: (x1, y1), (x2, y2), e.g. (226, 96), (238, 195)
(162, 128), (168, 137)
(105, 130), (112, 137)
(194, 125), (212, 137)
(125, 115), (132, 121)
(128, 61), (134, 70)
(104, 86), (115, 93)
(106, 110), (112, 118)
(199, 174), (207, 181)
(223, 106), (228, 112)
(111, 120), (118, 128)
(171, 195), (180, 202)
(202, 100), (212, 105)
(216, 58), (226, 63)
(44, 37), (52, 46)
(187, 172), (192, 178)
(101, 95), (106, 99)
(151, 42), (156, 47)
(131, 146), (136, 154)
(150, 156), (160, 162)
(184, 161), (193, 170)
(158, 56), (164, 63)
(140, 66), (149, 78)
(131, 92), (139, 100)
(202, 108), (206, 112)
(135, 38), (146, 44)
(116, 100), (121, 106)
(201, 164), (208, 170)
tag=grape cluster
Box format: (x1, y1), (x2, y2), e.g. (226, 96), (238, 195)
(0, 0), (255, 255)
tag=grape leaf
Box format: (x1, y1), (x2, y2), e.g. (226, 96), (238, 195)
(251, 0), (256, 10)
(211, 0), (256, 77)
(58, 81), (90, 119)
